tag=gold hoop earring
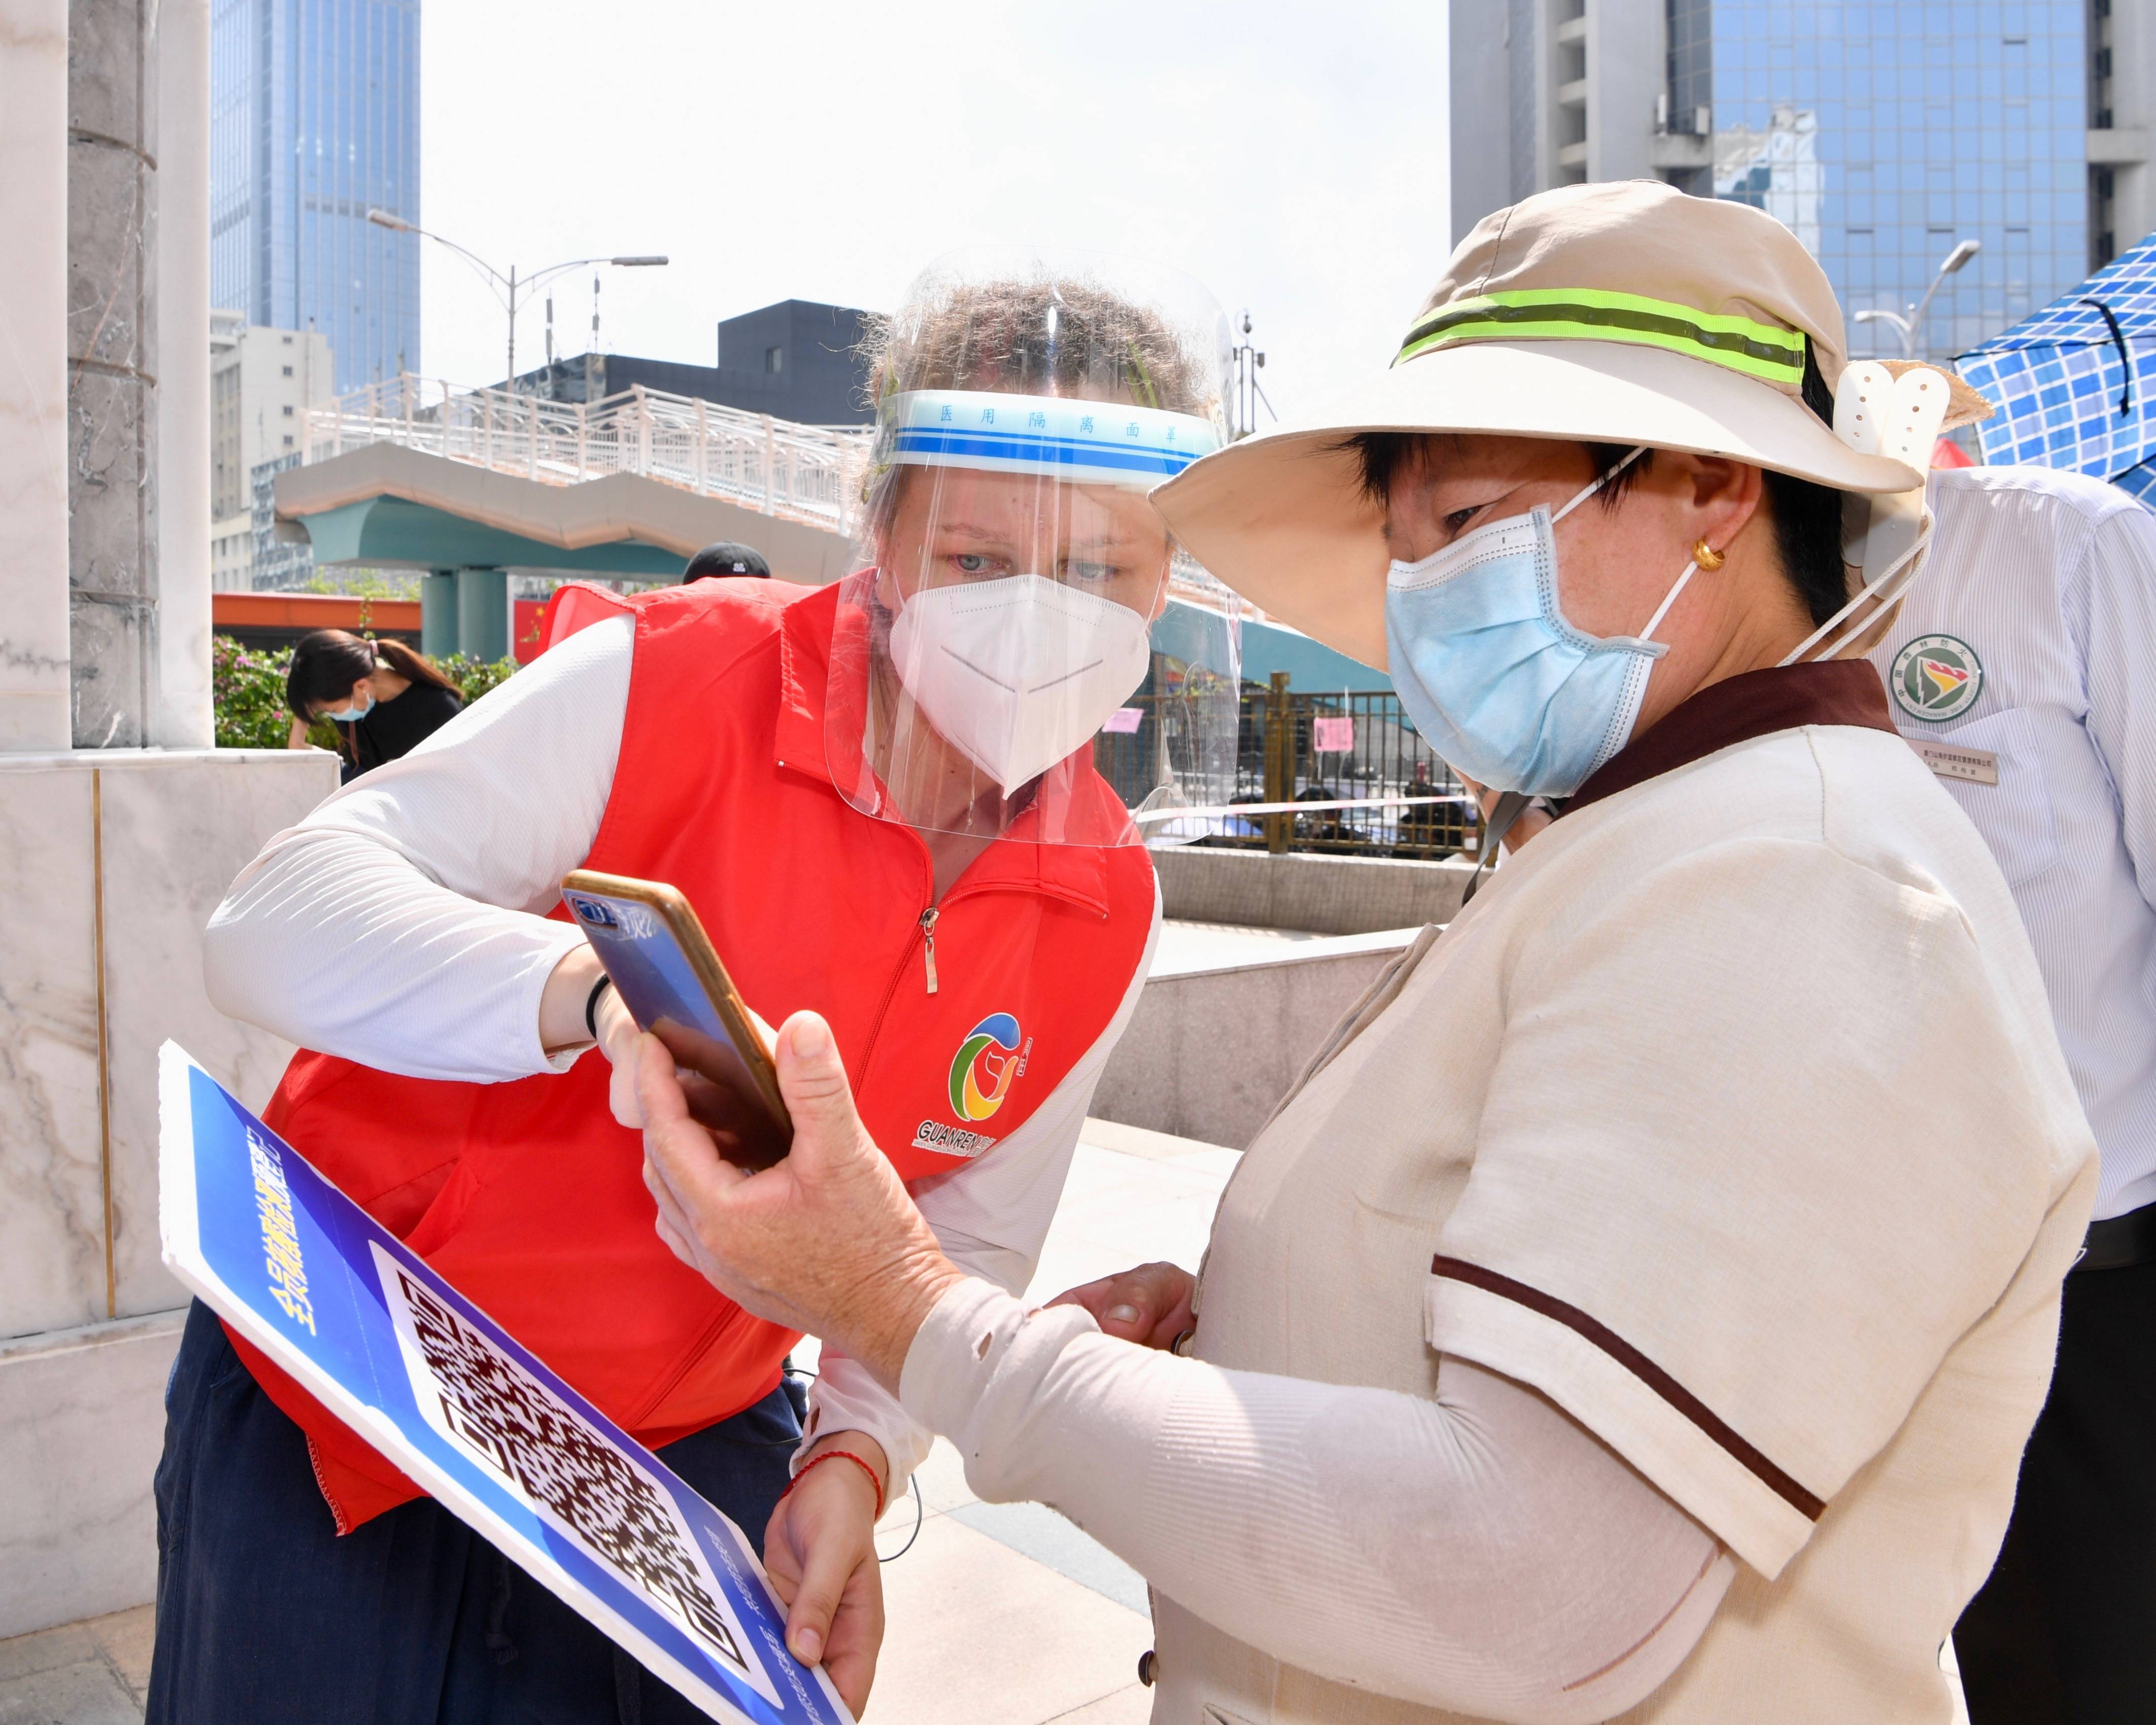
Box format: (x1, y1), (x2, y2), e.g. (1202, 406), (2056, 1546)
(1692, 538), (1726, 571)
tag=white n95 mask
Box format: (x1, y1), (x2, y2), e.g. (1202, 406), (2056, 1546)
(888, 573), (1152, 797)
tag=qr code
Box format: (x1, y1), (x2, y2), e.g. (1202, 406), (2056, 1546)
(377, 1252), (765, 1690)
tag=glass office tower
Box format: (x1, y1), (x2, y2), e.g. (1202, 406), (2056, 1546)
(211, 0), (421, 394)
(1691, 0), (2088, 362)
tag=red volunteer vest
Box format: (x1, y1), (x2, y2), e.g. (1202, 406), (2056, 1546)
(232, 579), (1156, 1530)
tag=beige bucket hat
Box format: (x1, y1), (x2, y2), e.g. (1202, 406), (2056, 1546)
(1152, 181), (1929, 668)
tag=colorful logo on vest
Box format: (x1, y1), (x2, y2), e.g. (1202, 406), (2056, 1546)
(1890, 634), (1984, 723)
(948, 1012), (1027, 1122)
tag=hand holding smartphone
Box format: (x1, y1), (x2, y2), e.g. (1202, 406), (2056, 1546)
(561, 871), (793, 1170)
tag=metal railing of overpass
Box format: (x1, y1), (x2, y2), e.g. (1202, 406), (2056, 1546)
(300, 373), (1261, 617)
(304, 375), (876, 537)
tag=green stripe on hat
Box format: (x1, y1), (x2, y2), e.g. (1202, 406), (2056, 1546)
(1396, 288), (1807, 384)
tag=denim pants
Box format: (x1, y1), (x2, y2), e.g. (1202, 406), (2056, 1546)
(148, 1300), (802, 1724)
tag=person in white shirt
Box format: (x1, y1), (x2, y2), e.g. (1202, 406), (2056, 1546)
(1868, 458), (2156, 1723)
(630, 183), (2099, 1723)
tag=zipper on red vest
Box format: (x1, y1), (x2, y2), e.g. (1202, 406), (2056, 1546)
(867, 874), (1067, 1057)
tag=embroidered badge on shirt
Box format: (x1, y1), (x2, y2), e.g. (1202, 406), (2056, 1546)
(1890, 634), (1984, 722)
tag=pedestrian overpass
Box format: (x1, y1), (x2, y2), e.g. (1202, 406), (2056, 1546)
(275, 377), (874, 656)
(276, 375), (1387, 687)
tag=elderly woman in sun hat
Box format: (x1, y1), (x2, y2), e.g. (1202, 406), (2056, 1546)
(628, 182), (2097, 1723)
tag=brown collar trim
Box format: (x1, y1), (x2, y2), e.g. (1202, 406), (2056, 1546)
(1433, 1255), (1827, 1521)
(1566, 660), (1896, 816)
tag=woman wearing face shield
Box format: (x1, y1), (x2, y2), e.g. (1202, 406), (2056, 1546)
(165, 255), (1240, 1722)
(632, 184), (2099, 1723)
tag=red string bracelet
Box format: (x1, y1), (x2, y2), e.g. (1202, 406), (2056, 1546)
(782, 1449), (885, 1519)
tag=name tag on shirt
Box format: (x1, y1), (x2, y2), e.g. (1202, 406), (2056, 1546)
(1912, 740), (2000, 785)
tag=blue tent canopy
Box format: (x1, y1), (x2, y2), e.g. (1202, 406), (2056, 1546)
(1956, 233), (2156, 506)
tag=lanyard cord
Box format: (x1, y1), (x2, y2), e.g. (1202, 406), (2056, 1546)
(1777, 508), (1930, 666)
(1461, 790), (1535, 904)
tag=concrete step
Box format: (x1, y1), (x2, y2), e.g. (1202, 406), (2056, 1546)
(1153, 846), (1474, 936)
(1095, 920), (1428, 1148)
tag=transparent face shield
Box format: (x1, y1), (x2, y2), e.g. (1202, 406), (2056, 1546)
(825, 249), (1241, 847)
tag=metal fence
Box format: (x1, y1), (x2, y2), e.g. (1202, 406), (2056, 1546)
(1095, 672), (1476, 859)
(304, 375), (876, 536)
(300, 378), (1275, 621)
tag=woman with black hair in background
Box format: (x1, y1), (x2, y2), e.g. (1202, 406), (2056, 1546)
(286, 628), (463, 782)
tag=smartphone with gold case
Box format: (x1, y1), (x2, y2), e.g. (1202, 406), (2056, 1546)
(560, 870), (792, 1171)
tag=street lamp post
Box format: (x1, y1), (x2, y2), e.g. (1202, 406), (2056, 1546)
(366, 209), (666, 390)
(1855, 237), (1981, 361)
(1852, 305), (1915, 358)
(1230, 309), (1275, 441)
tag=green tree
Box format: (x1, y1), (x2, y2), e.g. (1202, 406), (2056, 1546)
(301, 567), (419, 602)
(440, 654), (519, 706)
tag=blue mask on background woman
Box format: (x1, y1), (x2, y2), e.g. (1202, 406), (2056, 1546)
(320, 690), (376, 723)
(1384, 448), (1709, 797)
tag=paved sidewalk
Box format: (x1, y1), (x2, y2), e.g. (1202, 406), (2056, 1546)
(0, 1607), (152, 1725)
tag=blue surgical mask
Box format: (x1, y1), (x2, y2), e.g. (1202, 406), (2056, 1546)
(320, 690), (375, 723)
(1384, 449), (1707, 797)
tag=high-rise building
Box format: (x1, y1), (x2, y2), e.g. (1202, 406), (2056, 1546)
(210, 310), (334, 588)
(210, 0), (421, 395)
(2089, 0), (2156, 266)
(714, 301), (878, 425)
(1450, 0), (2155, 361)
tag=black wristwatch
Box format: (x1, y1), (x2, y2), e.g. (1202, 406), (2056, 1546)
(584, 974), (616, 1041)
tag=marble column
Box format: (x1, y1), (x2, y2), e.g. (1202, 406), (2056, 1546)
(0, 0), (340, 1638)
(0, 0), (74, 752)
(67, 0), (161, 749)
(152, 0), (213, 750)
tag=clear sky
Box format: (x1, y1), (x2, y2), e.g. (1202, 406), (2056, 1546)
(419, 2), (1450, 423)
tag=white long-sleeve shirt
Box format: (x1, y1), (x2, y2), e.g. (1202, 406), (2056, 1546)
(204, 612), (1153, 1486)
(907, 1282), (1731, 1724)
(1871, 466), (2156, 1219)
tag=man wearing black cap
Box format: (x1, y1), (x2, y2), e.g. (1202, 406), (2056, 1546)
(682, 541), (771, 581)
